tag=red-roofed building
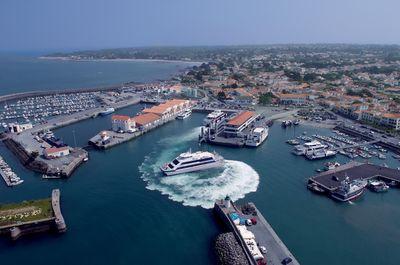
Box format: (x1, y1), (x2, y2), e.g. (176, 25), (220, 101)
(142, 99), (191, 119)
(224, 111), (257, 137)
(380, 113), (400, 130)
(44, 146), (70, 159)
(132, 113), (161, 129)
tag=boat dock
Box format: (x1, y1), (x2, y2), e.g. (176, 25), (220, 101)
(0, 168), (17, 187)
(308, 161), (400, 193)
(214, 199), (300, 265)
(0, 189), (66, 240)
(335, 124), (400, 154)
(89, 115), (177, 149)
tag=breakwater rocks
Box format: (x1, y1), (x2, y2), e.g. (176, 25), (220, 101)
(215, 232), (250, 265)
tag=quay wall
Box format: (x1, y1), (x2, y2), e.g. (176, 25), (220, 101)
(214, 203), (258, 265)
(3, 138), (48, 174)
(90, 113), (181, 150)
(335, 125), (400, 154)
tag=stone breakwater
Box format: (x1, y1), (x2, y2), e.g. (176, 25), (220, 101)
(215, 232), (250, 265)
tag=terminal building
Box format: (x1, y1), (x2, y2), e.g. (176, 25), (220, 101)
(142, 99), (191, 120)
(223, 111), (257, 138)
(132, 113), (161, 130)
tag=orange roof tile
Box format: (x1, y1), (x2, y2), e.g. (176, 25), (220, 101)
(132, 113), (160, 126)
(111, 115), (131, 121)
(227, 111), (255, 126)
(45, 146), (69, 154)
(381, 113), (400, 119)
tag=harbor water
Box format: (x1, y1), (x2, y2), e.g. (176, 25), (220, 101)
(0, 54), (194, 95)
(1, 58), (400, 264)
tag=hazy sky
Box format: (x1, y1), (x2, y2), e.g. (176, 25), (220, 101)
(1, 0), (399, 51)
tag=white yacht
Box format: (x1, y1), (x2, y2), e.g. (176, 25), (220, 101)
(292, 141), (326, 156)
(177, 109), (192, 120)
(306, 149), (337, 160)
(99, 107), (115, 116)
(161, 150), (224, 176)
(203, 110), (226, 126)
(245, 127), (269, 147)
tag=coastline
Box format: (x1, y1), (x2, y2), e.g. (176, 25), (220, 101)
(38, 56), (205, 64)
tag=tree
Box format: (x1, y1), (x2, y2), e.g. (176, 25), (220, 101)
(217, 91), (226, 100)
(303, 73), (318, 82)
(258, 92), (276, 105)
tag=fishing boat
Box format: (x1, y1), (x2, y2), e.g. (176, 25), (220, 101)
(331, 177), (367, 202)
(368, 180), (389, 192)
(286, 139), (300, 145)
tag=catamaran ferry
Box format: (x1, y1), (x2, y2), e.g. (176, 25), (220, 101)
(161, 150), (224, 176)
(177, 109), (192, 120)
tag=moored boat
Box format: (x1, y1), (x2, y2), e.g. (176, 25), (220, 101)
(368, 180), (389, 192)
(331, 177), (367, 202)
(177, 109), (192, 120)
(99, 107), (115, 116)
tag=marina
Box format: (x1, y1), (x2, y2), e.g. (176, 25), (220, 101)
(0, 156), (23, 186)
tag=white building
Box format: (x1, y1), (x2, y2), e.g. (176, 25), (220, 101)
(8, 122), (33, 133)
(380, 113), (400, 130)
(111, 115), (136, 132)
(44, 146), (70, 159)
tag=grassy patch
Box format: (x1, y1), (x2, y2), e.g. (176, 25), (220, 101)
(0, 198), (53, 227)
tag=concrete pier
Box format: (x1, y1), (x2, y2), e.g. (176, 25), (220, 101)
(52, 189), (66, 232)
(214, 199), (300, 265)
(335, 124), (400, 154)
(89, 114), (179, 150)
(308, 162), (400, 193)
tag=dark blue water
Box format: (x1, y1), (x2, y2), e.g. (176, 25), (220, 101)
(0, 57), (400, 264)
(0, 55), (193, 95)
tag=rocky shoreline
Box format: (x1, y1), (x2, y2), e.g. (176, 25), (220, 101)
(215, 232), (250, 265)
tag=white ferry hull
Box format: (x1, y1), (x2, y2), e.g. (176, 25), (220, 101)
(176, 111), (191, 120)
(161, 160), (224, 176)
(245, 131), (268, 147)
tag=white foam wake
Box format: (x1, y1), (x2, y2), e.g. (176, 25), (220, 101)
(138, 126), (260, 208)
(140, 159), (259, 209)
